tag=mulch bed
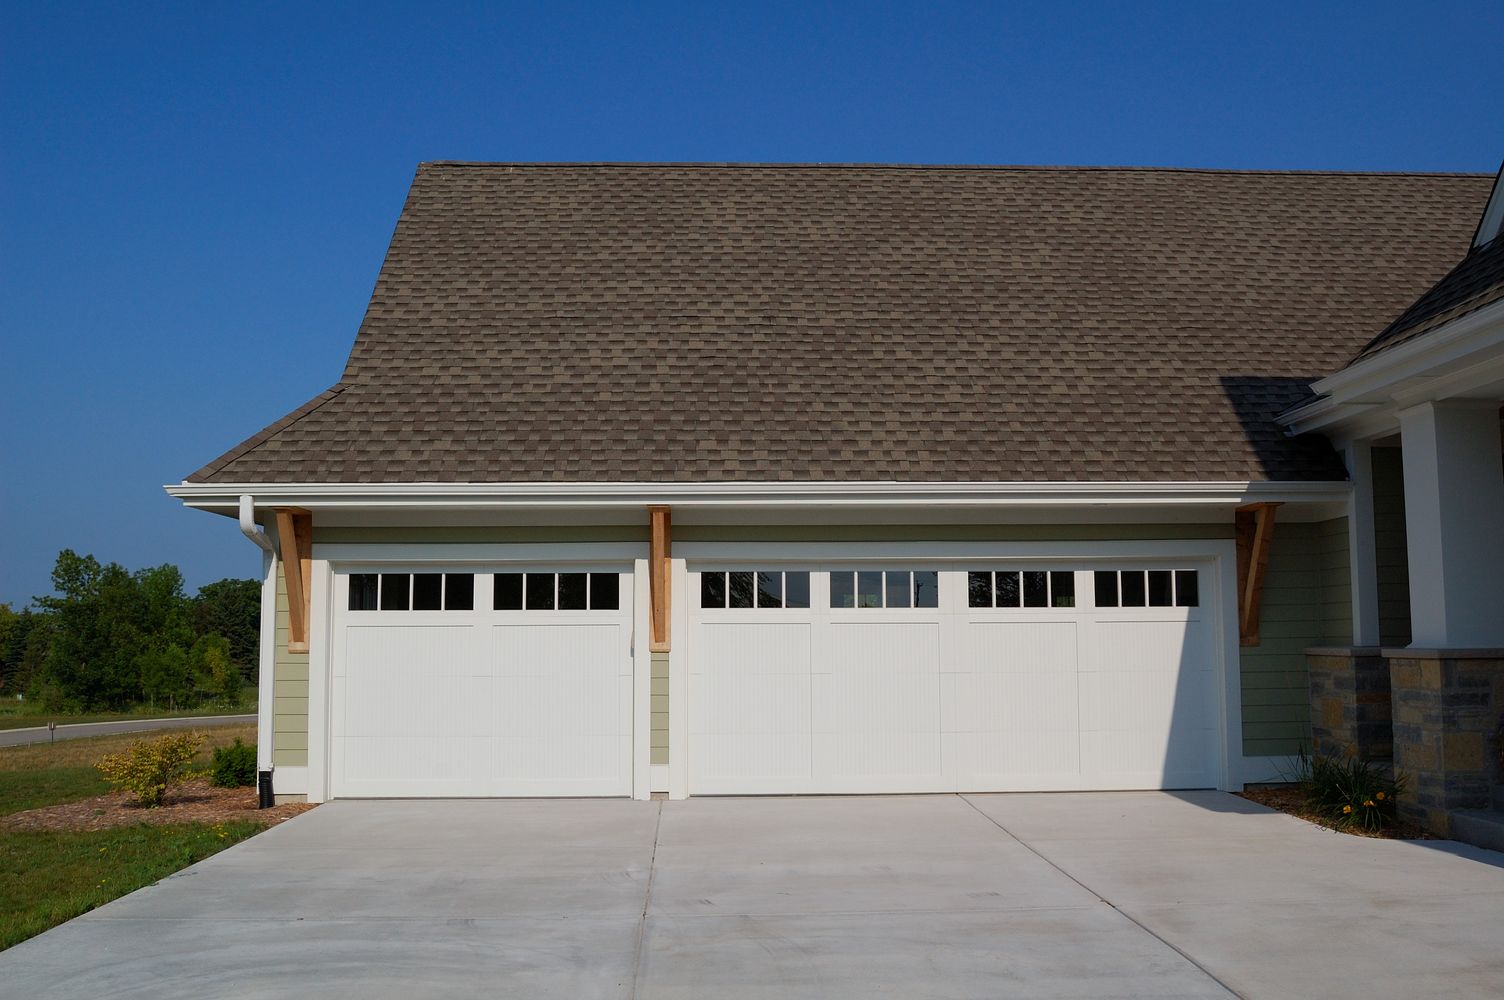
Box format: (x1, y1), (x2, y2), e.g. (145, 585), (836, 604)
(1238, 784), (1433, 840)
(1, 777), (316, 833)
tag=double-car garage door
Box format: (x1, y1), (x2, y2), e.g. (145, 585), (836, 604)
(328, 561), (1219, 798)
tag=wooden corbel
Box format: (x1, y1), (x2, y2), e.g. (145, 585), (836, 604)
(274, 508), (313, 653)
(648, 505), (671, 652)
(1234, 502), (1280, 646)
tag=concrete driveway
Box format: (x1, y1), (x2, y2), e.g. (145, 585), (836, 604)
(3, 792), (1502, 999)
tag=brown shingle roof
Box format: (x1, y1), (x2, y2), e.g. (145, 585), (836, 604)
(187, 162), (1492, 485)
(1350, 234), (1504, 363)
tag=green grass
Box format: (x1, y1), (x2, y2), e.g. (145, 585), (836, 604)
(0, 694), (257, 731)
(0, 822), (263, 950)
(0, 724), (270, 950)
(0, 767), (112, 817)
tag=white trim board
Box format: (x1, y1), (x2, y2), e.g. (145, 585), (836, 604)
(167, 479), (1352, 516)
(272, 766), (309, 796)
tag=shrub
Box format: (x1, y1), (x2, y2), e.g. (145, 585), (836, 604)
(95, 731), (204, 807)
(210, 738), (257, 788)
(1293, 748), (1406, 833)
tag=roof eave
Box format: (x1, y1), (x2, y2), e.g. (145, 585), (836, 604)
(165, 479), (1352, 518)
(1282, 297), (1504, 438)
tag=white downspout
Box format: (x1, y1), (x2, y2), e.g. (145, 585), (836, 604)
(240, 495), (278, 804)
(240, 494), (274, 553)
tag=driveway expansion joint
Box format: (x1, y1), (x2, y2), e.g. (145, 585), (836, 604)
(957, 793), (1247, 1000)
(627, 798), (663, 1000)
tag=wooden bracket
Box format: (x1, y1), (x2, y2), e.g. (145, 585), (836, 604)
(648, 505), (671, 652)
(1235, 502), (1280, 647)
(274, 508), (313, 654)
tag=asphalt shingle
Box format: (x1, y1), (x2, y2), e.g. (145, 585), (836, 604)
(187, 162), (1492, 485)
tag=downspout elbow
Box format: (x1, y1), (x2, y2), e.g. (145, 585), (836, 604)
(239, 495), (274, 552)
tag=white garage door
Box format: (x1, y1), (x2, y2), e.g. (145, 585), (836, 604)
(687, 565), (1219, 794)
(330, 568), (633, 798)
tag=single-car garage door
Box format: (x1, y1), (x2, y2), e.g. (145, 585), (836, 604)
(687, 564), (1219, 794)
(330, 568), (633, 797)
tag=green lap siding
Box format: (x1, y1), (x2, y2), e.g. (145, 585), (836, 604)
(1239, 517), (1352, 757)
(651, 652), (669, 766)
(271, 569), (310, 767)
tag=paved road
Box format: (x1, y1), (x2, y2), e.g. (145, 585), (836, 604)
(0, 714), (256, 748)
(2, 791), (1501, 998)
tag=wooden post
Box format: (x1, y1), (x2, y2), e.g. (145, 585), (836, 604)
(649, 505), (671, 652)
(1235, 502), (1280, 646)
(274, 508), (313, 653)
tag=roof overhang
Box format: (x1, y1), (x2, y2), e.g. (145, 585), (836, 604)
(166, 480), (1351, 523)
(1281, 297), (1504, 440)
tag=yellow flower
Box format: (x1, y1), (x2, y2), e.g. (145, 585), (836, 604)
(1376, 792), (1386, 801)
(1342, 805), (1353, 814)
(1364, 800), (1375, 807)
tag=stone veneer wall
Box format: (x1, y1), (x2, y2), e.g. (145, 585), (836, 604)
(1307, 647), (1391, 762)
(1387, 650), (1504, 835)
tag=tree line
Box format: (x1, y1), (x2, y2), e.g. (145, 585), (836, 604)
(0, 550), (260, 712)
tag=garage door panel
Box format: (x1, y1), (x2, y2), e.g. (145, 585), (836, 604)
(343, 626), (476, 739)
(821, 622), (940, 734)
(1079, 620), (1217, 788)
(343, 735), (484, 789)
(690, 623), (814, 788)
(333, 570), (633, 799)
(690, 623), (811, 735)
(692, 735), (813, 788)
(814, 732), (942, 781)
(1080, 727), (1218, 789)
(945, 732), (1081, 786)
(961, 619), (1077, 674)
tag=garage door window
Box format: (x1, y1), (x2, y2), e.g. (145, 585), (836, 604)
(1093, 569), (1199, 608)
(700, 570), (811, 609)
(349, 573), (475, 612)
(493, 572), (620, 611)
(830, 570), (939, 609)
(968, 570), (1075, 608)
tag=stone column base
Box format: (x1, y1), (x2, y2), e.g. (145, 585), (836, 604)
(1385, 649), (1504, 836)
(1306, 647), (1391, 762)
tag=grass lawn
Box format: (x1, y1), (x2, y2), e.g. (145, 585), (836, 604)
(0, 694), (257, 731)
(0, 822), (262, 950)
(0, 723), (268, 951)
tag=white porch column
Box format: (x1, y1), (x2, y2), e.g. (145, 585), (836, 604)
(1343, 440), (1381, 647)
(1398, 399), (1504, 648)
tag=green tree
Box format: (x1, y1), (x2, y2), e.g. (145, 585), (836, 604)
(192, 578), (260, 676)
(35, 551), (196, 710)
(191, 634), (241, 706)
(137, 643), (194, 711)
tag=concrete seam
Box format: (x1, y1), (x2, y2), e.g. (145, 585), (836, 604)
(957, 794), (1247, 1000)
(628, 799), (664, 1000)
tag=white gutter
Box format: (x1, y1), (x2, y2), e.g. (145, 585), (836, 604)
(167, 479), (1351, 511)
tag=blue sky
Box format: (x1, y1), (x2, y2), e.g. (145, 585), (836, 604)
(2, 2), (1502, 607)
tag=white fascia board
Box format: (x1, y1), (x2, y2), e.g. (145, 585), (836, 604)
(165, 479), (1350, 513)
(1284, 298), (1504, 437)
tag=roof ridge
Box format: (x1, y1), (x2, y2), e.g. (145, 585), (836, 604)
(416, 160), (1491, 178)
